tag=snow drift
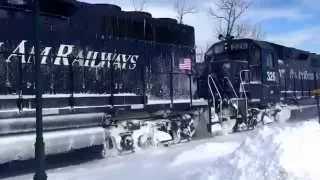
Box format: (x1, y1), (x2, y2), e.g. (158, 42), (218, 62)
(186, 120), (320, 180)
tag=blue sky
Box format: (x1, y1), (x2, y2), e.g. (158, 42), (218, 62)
(79, 0), (320, 54)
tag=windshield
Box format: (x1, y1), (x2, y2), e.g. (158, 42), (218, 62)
(213, 49), (249, 62)
(209, 40), (249, 61)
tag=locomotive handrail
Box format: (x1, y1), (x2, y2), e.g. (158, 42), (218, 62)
(224, 76), (239, 113)
(207, 75), (216, 110)
(208, 74), (223, 123)
(224, 76), (238, 98)
(239, 70), (250, 119)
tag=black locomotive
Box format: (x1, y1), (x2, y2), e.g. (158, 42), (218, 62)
(199, 37), (320, 131)
(0, 0), (205, 163)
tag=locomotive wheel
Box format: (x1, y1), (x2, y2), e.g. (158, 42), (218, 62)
(120, 135), (135, 152)
(188, 119), (196, 138)
(260, 112), (266, 125)
(138, 134), (154, 149)
(247, 116), (257, 130)
(99, 136), (118, 158)
(273, 111), (280, 122)
(172, 129), (181, 144)
(260, 111), (273, 125)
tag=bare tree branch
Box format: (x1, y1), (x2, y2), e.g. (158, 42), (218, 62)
(208, 0), (252, 38)
(174, 0), (197, 24)
(249, 22), (266, 40)
(131, 0), (148, 11)
(234, 21), (266, 40)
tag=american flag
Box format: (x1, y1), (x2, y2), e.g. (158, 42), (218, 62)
(179, 58), (192, 71)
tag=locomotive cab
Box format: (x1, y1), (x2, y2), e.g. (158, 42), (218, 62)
(258, 42), (280, 106)
(203, 38), (282, 131)
(205, 39), (280, 107)
(205, 39), (250, 100)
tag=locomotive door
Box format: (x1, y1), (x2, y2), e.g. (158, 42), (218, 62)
(262, 50), (280, 104)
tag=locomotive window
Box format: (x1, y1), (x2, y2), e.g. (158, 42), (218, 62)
(251, 49), (260, 64)
(266, 54), (275, 68)
(311, 58), (320, 67)
(231, 42), (248, 51)
(214, 44), (224, 54)
(251, 68), (261, 81)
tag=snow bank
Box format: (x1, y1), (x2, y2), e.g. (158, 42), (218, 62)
(186, 120), (320, 180)
(276, 104), (292, 123)
(170, 142), (240, 167)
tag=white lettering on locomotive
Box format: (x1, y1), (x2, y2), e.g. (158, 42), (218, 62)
(279, 69), (285, 78)
(40, 47), (53, 64)
(129, 55), (138, 70)
(99, 52), (113, 68)
(289, 69), (315, 80)
(25, 46), (53, 64)
(54, 44), (75, 65)
(267, 71), (276, 81)
(6, 40), (27, 63)
(1, 40), (140, 71)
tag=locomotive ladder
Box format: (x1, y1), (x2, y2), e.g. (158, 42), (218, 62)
(208, 74), (223, 125)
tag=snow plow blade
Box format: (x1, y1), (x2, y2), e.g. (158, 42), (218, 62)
(0, 112), (107, 136)
(0, 127), (105, 164)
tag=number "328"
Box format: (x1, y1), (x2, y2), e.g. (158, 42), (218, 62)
(267, 71), (276, 81)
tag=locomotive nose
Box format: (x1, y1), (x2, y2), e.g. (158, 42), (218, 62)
(211, 61), (246, 97)
(213, 62), (232, 78)
(221, 63), (231, 77)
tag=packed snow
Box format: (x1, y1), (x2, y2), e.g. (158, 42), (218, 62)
(184, 120), (320, 180)
(3, 118), (320, 180)
(2, 132), (247, 180)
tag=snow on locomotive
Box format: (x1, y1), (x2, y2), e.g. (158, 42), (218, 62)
(199, 37), (320, 132)
(0, 0), (209, 164)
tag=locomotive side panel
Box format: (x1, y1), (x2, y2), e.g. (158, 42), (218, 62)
(277, 47), (319, 102)
(0, 3), (196, 102)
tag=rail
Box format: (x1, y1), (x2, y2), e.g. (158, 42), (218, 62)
(224, 76), (238, 98)
(208, 74), (223, 123)
(224, 76), (239, 112)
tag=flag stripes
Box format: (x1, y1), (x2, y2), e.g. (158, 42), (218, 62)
(179, 58), (191, 70)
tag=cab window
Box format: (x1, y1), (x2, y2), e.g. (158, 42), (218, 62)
(251, 48), (260, 65)
(266, 53), (275, 68)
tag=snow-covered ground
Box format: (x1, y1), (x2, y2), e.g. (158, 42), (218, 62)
(2, 130), (251, 180)
(3, 119), (320, 180)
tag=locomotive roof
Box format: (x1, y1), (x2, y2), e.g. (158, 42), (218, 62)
(207, 38), (320, 62)
(124, 11), (152, 18)
(210, 38), (317, 55)
(0, 0), (78, 17)
(251, 39), (320, 61)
